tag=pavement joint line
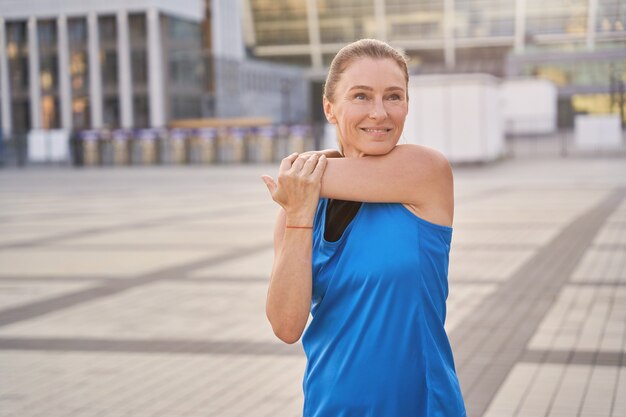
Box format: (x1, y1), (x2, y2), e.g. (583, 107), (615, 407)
(566, 281), (626, 287)
(0, 275), (122, 283)
(451, 243), (541, 250)
(449, 187), (626, 417)
(0, 241), (273, 328)
(8, 244), (248, 251)
(593, 243), (626, 250)
(0, 336), (303, 356)
(0, 203), (270, 250)
(520, 349), (625, 367)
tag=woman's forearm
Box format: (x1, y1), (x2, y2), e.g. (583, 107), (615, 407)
(262, 153), (326, 344)
(266, 225), (313, 344)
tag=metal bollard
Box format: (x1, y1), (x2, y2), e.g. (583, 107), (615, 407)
(99, 129), (114, 166)
(80, 130), (100, 166)
(169, 128), (189, 164)
(137, 129), (158, 165)
(112, 129), (131, 165)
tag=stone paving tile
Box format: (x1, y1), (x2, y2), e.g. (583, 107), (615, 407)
(528, 286), (626, 352)
(0, 351), (304, 417)
(0, 281), (97, 310)
(448, 248), (536, 282)
(445, 283), (497, 333)
(55, 224), (272, 249)
(571, 249), (626, 283)
(0, 281), (275, 342)
(451, 223), (562, 246)
(0, 248), (219, 278)
(483, 363), (626, 417)
(188, 249), (273, 280)
(1, 158), (625, 417)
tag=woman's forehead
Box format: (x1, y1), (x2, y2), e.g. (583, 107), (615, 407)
(339, 57), (406, 87)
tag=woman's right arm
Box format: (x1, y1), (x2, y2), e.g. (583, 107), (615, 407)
(262, 153), (327, 344)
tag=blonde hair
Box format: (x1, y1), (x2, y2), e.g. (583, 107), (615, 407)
(323, 39), (409, 102)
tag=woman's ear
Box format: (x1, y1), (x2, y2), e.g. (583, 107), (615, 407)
(323, 96), (336, 124)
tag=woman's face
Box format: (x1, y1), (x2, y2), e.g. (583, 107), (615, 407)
(324, 57), (408, 158)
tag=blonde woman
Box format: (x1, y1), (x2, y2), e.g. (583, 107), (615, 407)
(262, 39), (466, 416)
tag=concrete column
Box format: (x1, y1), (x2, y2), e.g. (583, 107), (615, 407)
(28, 17), (41, 129)
(87, 11), (103, 128)
(374, 0), (387, 41)
(305, 0), (322, 69)
(117, 10), (133, 129)
(146, 7), (164, 128)
(0, 18), (12, 136)
(587, 0), (597, 50)
(443, 0), (455, 69)
(240, 0), (257, 48)
(57, 15), (72, 130)
(514, 0), (526, 53)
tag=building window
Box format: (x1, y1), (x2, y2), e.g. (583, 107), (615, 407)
(129, 13), (149, 127)
(133, 95), (149, 128)
(99, 15), (119, 127)
(251, 0), (310, 45)
(38, 19), (60, 129)
(68, 17), (90, 129)
(7, 21), (30, 132)
(526, 0), (588, 37)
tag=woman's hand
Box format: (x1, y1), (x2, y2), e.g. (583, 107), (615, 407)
(261, 152), (327, 225)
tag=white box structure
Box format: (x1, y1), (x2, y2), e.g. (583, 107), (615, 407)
(27, 129), (70, 163)
(404, 74), (504, 163)
(500, 78), (558, 135)
(575, 115), (622, 150)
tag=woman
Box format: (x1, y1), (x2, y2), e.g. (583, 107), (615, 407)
(262, 39), (466, 416)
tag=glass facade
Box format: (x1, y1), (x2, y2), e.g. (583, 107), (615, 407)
(386, 0), (444, 41)
(99, 15), (119, 128)
(318, 0), (376, 43)
(454, 0), (515, 38)
(37, 19), (60, 129)
(164, 15), (203, 120)
(526, 0), (588, 37)
(6, 21), (30, 132)
(68, 17), (90, 130)
(244, 0), (626, 126)
(597, 0), (625, 34)
(250, 0), (309, 45)
(129, 13), (149, 127)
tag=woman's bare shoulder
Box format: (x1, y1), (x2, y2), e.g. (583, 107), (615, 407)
(388, 144), (452, 183)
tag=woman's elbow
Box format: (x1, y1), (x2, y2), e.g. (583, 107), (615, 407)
(273, 328), (302, 344)
(267, 314), (304, 344)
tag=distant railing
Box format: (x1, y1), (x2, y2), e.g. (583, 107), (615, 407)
(0, 124), (322, 168)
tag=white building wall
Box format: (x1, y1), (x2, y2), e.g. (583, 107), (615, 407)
(211, 0), (245, 60)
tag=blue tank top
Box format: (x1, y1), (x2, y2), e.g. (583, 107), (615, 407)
(302, 199), (466, 417)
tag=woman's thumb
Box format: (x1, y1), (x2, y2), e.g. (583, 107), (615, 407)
(261, 175), (277, 194)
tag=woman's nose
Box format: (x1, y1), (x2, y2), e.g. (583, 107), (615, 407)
(369, 98), (387, 119)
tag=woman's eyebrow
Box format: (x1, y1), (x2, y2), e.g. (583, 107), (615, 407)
(348, 85), (405, 92)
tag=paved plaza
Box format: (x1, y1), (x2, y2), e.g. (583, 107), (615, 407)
(0, 155), (625, 417)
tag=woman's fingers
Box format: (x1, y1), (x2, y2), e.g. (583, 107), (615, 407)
(311, 155), (327, 181)
(279, 153), (299, 173)
(289, 154), (308, 173)
(300, 154), (319, 176)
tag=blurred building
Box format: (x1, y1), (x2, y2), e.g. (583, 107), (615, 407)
(241, 0), (626, 126)
(0, 0), (310, 137)
(0, 0), (206, 136)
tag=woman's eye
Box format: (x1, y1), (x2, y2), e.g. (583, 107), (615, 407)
(388, 94), (401, 101)
(354, 93), (367, 100)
